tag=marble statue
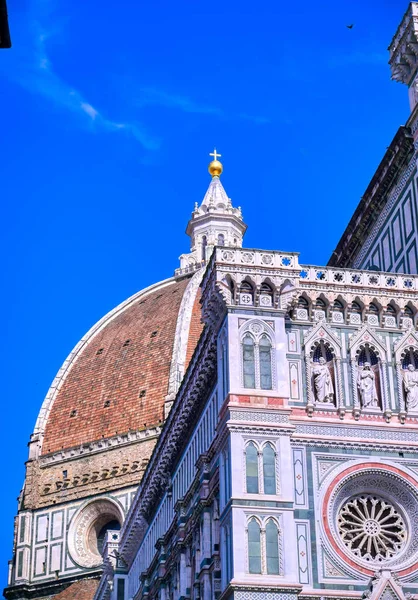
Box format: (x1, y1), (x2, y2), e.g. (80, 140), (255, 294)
(403, 364), (418, 410)
(312, 357), (334, 403)
(358, 362), (379, 409)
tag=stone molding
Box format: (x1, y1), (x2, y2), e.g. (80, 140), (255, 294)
(292, 422), (418, 450)
(39, 426), (161, 467)
(165, 267), (205, 413)
(389, 2), (418, 85)
(68, 497), (125, 569)
(327, 125), (414, 269)
(202, 248), (418, 322)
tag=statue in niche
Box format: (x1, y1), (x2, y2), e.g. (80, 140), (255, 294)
(358, 362), (379, 409)
(312, 357), (334, 403)
(403, 364), (418, 410)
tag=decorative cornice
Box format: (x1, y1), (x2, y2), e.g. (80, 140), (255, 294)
(389, 2), (418, 85)
(394, 327), (418, 356)
(327, 126), (414, 269)
(39, 426), (160, 467)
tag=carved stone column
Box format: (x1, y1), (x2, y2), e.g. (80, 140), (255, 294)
(260, 526), (266, 574)
(397, 361), (407, 424)
(202, 511), (211, 561)
(351, 359), (361, 420)
(306, 360), (314, 417)
(381, 362), (392, 422)
(257, 450), (263, 494)
(180, 551), (188, 598)
(202, 572), (212, 600)
(335, 358), (345, 419)
(254, 341), (260, 388)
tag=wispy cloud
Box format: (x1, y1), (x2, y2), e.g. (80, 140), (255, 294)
(3, 2), (269, 153)
(3, 19), (160, 151)
(137, 87), (270, 125)
(137, 88), (223, 116)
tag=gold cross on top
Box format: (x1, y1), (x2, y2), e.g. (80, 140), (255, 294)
(210, 148), (222, 161)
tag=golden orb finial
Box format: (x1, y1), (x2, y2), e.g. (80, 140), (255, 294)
(208, 148), (223, 177)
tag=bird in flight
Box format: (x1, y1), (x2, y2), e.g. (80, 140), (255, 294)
(346, 24), (354, 29)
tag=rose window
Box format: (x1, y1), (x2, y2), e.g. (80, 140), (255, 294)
(338, 495), (407, 561)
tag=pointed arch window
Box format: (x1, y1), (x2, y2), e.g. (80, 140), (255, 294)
(239, 281), (254, 306)
(351, 301), (362, 313)
(402, 348), (418, 370)
(242, 329), (274, 391)
(265, 520), (280, 574)
(246, 442), (259, 494)
(247, 519), (261, 574)
(312, 341), (334, 364)
(259, 335), (272, 390)
(243, 335), (256, 389)
(261, 283), (273, 295)
(262, 444), (276, 495)
(247, 517), (282, 575)
(358, 346), (379, 367)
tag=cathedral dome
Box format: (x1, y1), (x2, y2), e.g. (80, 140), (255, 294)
(33, 271), (204, 456)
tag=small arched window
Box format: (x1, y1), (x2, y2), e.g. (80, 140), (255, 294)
(312, 340), (333, 363)
(246, 442), (259, 494)
(402, 348), (418, 370)
(315, 298), (326, 309)
(358, 346), (379, 367)
(259, 335), (273, 390)
(262, 444), (276, 495)
(298, 296), (309, 308)
(334, 300), (344, 311)
(248, 519), (261, 574)
(351, 301), (362, 313)
(240, 281), (254, 306)
(201, 236), (207, 261)
(369, 302), (379, 313)
(240, 281), (253, 295)
(405, 306), (414, 317)
(243, 335), (256, 389)
(261, 282), (273, 295)
(386, 304), (396, 314)
(265, 520), (280, 575)
(217, 233), (225, 246)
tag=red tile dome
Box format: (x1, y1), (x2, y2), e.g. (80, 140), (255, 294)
(35, 273), (204, 456)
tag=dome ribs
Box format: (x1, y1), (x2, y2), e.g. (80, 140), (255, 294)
(42, 277), (194, 454)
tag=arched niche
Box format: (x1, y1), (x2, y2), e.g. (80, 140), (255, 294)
(304, 322), (343, 415)
(349, 325), (389, 419)
(394, 329), (418, 419)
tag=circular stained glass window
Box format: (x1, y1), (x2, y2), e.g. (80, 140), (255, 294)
(338, 495), (407, 562)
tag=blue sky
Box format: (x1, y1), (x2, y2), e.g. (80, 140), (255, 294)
(0, 0), (409, 590)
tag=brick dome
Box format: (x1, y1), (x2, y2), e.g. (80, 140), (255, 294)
(34, 272), (204, 456)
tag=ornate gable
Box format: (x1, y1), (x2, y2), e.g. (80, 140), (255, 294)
(304, 321), (342, 358)
(349, 324), (387, 361)
(394, 328), (418, 361)
(363, 571), (410, 600)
